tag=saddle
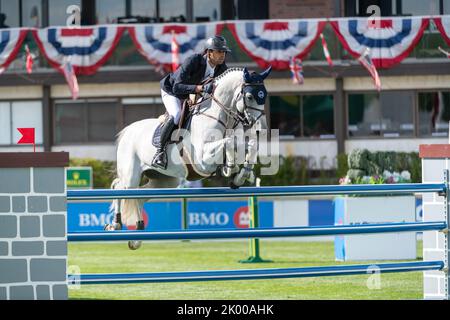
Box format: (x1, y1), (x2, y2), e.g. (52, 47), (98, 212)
(151, 94), (214, 180)
(152, 94), (200, 149)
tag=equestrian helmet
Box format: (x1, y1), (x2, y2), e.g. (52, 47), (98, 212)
(205, 35), (231, 52)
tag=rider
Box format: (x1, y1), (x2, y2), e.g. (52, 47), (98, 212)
(152, 35), (231, 169)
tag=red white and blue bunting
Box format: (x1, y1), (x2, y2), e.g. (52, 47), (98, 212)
(227, 20), (326, 70)
(0, 28), (28, 72)
(434, 16), (450, 46)
(331, 17), (429, 68)
(32, 25), (125, 75)
(128, 23), (224, 72)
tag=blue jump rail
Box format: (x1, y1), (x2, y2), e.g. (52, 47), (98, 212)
(71, 261), (444, 285)
(67, 221), (447, 242)
(67, 183), (447, 201)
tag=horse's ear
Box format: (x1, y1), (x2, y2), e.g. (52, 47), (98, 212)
(260, 65), (272, 80)
(243, 67), (251, 83)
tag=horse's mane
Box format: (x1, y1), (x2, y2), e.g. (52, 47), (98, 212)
(214, 67), (244, 85)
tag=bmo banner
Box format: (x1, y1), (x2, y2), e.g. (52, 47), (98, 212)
(67, 200), (274, 232)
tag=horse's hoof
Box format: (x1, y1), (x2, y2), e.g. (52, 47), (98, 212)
(229, 181), (239, 189)
(128, 240), (142, 250)
(104, 224), (115, 231)
(103, 222), (122, 231)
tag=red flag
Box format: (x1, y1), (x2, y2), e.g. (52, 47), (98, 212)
(25, 45), (33, 74)
(320, 33), (333, 67)
(289, 57), (304, 85)
(358, 48), (381, 92)
(171, 31), (180, 72)
(17, 128), (35, 152)
(60, 60), (79, 100)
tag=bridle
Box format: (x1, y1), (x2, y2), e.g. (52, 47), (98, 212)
(198, 80), (266, 130)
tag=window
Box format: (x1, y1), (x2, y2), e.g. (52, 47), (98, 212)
(418, 92), (450, 137)
(131, 0), (157, 20)
(49, 0), (81, 26)
(270, 96), (301, 138)
(344, 0), (395, 17)
(303, 95), (334, 138)
(348, 91), (414, 138)
(270, 94), (335, 139)
(54, 99), (119, 143)
(0, 0), (19, 28)
(444, 0), (450, 14)
(0, 101), (43, 145)
(96, 0), (126, 24)
(400, 0), (440, 16)
(193, 0), (221, 22)
(159, 0), (186, 22)
(122, 97), (165, 127)
(22, 0), (41, 27)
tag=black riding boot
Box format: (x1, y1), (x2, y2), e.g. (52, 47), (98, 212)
(152, 115), (176, 169)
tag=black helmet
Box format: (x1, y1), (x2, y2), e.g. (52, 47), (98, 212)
(205, 35), (231, 52)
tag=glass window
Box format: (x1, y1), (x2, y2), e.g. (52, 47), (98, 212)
(193, 0), (221, 22)
(54, 99), (118, 143)
(418, 92), (450, 137)
(11, 101), (43, 144)
(348, 91), (414, 138)
(96, 0), (126, 24)
(444, 0), (450, 14)
(159, 0), (186, 22)
(55, 101), (86, 143)
(401, 0), (440, 15)
(348, 93), (381, 137)
(22, 0), (42, 27)
(131, 0), (157, 20)
(0, 0), (19, 28)
(0, 102), (11, 144)
(269, 96), (301, 138)
(49, 0), (81, 26)
(87, 101), (118, 141)
(122, 97), (165, 127)
(303, 95), (335, 138)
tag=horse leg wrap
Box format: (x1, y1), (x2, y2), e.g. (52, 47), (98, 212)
(136, 220), (145, 230)
(114, 213), (123, 230)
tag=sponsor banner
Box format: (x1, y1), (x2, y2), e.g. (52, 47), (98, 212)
(67, 200), (273, 232)
(67, 198), (422, 233)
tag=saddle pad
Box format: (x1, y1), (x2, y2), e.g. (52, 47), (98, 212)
(152, 121), (164, 148)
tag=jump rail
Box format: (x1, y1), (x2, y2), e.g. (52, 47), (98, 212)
(67, 183), (446, 200)
(72, 261), (444, 285)
(68, 221), (447, 242)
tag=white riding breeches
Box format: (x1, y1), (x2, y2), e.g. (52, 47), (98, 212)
(161, 89), (182, 125)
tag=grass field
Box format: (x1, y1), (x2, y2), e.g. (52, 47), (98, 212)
(68, 240), (424, 300)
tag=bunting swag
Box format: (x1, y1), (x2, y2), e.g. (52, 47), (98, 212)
(0, 28), (28, 72)
(434, 16), (450, 46)
(330, 17), (429, 68)
(32, 26), (125, 75)
(128, 23), (224, 72)
(227, 19), (326, 70)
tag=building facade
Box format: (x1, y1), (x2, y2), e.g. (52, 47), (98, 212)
(1, 0), (450, 171)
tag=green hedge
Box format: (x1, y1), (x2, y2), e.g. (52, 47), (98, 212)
(69, 158), (116, 189)
(344, 149), (421, 183)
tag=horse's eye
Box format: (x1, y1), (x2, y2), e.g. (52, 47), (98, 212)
(246, 93), (253, 100)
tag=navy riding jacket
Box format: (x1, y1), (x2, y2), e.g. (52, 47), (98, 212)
(160, 53), (228, 100)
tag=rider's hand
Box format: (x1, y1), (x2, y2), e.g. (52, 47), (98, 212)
(202, 83), (214, 94)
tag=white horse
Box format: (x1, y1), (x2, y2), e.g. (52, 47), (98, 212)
(107, 66), (271, 249)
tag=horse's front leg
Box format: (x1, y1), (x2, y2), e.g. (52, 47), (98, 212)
(233, 137), (258, 186)
(202, 136), (239, 176)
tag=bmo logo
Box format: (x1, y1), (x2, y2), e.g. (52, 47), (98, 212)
(233, 206), (250, 228)
(189, 212), (229, 226)
(78, 209), (149, 229)
(79, 212), (114, 227)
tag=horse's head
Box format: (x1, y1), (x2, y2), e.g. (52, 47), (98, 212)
(235, 66), (272, 127)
